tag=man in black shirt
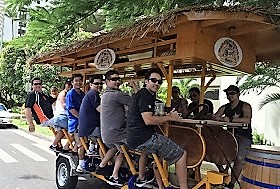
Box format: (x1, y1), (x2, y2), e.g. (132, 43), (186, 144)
(25, 78), (56, 131)
(187, 87), (214, 119)
(213, 85), (252, 189)
(127, 69), (188, 189)
(25, 77), (61, 150)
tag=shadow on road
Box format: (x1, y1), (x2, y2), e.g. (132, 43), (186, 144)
(0, 124), (18, 129)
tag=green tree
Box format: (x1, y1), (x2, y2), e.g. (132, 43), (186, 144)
(0, 46), (27, 107)
(2, 0), (280, 109)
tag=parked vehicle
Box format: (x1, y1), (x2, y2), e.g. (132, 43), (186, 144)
(0, 103), (13, 128)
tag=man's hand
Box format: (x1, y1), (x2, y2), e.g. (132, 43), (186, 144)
(29, 123), (35, 133)
(168, 108), (180, 121)
(220, 116), (230, 122)
(212, 114), (221, 121)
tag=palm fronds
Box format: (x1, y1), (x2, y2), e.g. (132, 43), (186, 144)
(259, 93), (280, 110)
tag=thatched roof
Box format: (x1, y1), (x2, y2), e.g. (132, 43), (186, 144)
(29, 5), (280, 64)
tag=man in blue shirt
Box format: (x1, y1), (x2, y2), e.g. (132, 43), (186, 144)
(78, 75), (103, 156)
(66, 73), (85, 172)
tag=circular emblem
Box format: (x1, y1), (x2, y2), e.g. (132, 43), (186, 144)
(214, 37), (242, 67)
(94, 49), (116, 70)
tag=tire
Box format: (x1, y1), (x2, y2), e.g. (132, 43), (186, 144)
(56, 157), (78, 189)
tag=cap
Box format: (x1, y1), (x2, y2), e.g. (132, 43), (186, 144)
(65, 78), (72, 84)
(223, 85), (240, 93)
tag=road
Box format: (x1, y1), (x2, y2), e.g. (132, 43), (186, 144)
(0, 127), (114, 189)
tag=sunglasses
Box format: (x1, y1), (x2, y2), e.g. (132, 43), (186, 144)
(92, 82), (103, 85)
(149, 78), (163, 85)
(110, 77), (121, 81)
(226, 92), (238, 96)
(190, 94), (197, 98)
(33, 83), (42, 86)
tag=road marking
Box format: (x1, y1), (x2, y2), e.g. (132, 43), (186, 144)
(0, 148), (18, 163)
(10, 144), (48, 162)
(11, 130), (52, 146)
(32, 143), (55, 156)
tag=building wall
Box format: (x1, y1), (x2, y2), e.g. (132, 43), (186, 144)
(0, 0), (5, 49)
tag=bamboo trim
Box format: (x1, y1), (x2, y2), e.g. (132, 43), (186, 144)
(62, 129), (74, 149)
(120, 145), (137, 175)
(152, 153), (169, 187)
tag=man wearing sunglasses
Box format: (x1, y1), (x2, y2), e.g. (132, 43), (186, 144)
(98, 70), (138, 186)
(25, 78), (61, 147)
(213, 85), (252, 189)
(25, 77), (57, 131)
(78, 75), (103, 163)
(186, 87), (214, 119)
(127, 69), (188, 189)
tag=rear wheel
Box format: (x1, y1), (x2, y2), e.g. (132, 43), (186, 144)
(56, 157), (78, 189)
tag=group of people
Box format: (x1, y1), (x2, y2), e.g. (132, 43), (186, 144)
(25, 69), (252, 189)
(171, 84), (252, 189)
(171, 86), (214, 119)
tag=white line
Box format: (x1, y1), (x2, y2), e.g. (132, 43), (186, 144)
(0, 148), (18, 163)
(32, 143), (55, 156)
(10, 144), (48, 162)
(11, 130), (52, 146)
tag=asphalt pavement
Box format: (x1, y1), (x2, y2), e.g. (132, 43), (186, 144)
(0, 127), (114, 189)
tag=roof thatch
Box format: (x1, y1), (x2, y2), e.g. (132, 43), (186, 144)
(30, 5), (280, 64)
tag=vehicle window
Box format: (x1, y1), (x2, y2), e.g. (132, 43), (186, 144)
(0, 105), (7, 111)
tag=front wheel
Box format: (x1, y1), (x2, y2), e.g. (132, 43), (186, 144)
(56, 157), (78, 189)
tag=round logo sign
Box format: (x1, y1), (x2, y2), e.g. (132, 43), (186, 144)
(94, 49), (116, 70)
(214, 37), (242, 68)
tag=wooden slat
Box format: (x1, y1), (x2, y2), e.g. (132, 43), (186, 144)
(117, 38), (177, 55)
(268, 158), (278, 186)
(261, 157), (270, 185)
(183, 11), (267, 23)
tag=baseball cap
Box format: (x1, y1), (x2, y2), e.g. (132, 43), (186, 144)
(65, 78), (72, 84)
(223, 85), (240, 93)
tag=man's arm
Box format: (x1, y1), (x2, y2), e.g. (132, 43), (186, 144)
(96, 105), (101, 112)
(25, 107), (35, 132)
(128, 80), (140, 93)
(65, 90), (79, 118)
(117, 92), (132, 106)
(58, 91), (66, 109)
(212, 105), (226, 121)
(69, 109), (79, 118)
(141, 109), (180, 126)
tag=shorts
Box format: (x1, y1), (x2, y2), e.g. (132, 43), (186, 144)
(136, 133), (184, 165)
(105, 138), (127, 152)
(53, 114), (68, 130)
(234, 134), (252, 165)
(40, 118), (55, 127)
(89, 127), (101, 139)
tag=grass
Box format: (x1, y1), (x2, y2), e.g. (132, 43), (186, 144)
(13, 119), (54, 136)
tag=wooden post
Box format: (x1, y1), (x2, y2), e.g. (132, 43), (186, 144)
(120, 145), (137, 175)
(62, 129), (74, 149)
(80, 137), (88, 151)
(152, 153), (169, 187)
(158, 62), (174, 173)
(166, 62), (174, 108)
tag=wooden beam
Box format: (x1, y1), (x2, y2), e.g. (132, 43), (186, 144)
(183, 11), (267, 23)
